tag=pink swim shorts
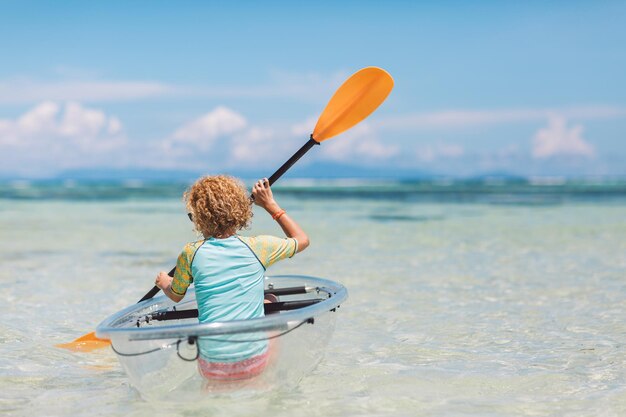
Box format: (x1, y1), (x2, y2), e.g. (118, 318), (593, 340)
(197, 351), (270, 381)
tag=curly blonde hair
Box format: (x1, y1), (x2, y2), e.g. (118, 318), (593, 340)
(184, 175), (252, 238)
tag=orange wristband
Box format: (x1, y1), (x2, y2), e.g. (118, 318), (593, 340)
(272, 209), (286, 220)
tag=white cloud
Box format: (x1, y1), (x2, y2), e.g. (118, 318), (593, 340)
(415, 143), (465, 162)
(169, 107), (247, 151)
(0, 79), (174, 104)
(230, 127), (277, 164)
(378, 106), (626, 131)
(0, 69), (349, 104)
(107, 117), (122, 135)
(58, 102), (108, 138)
(13, 101), (59, 139)
(1, 101), (124, 147)
(532, 117), (595, 159)
(290, 116), (317, 137)
(319, 122), (399, 162)
(186, 70), (349, 101)
(0, 101), (126, 174)
(163, 108), (290, 170)
(164, 110), (399, 172)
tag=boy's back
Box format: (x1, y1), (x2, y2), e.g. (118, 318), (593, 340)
(171, 235), (297, 362)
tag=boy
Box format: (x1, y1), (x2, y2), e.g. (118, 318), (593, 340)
(155, 175), (309, 380)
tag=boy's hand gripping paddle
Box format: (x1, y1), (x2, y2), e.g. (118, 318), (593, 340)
(57, 66), (394, 352)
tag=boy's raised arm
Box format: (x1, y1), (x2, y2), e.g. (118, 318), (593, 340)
(251, 178), (309, 253)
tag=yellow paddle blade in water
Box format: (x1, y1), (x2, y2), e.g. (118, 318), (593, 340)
(313, 67), (394, 142)
(56, 331), (111, 352)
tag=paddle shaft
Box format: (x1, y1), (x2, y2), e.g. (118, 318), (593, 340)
(139, 136), (321, 303)
(268, 136), (319, 185)
(138, 266), (175, 302)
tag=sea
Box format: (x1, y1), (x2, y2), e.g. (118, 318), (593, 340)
(1, 178), (625, 417)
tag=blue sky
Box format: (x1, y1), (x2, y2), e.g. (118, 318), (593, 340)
(1, 1), (625, 178)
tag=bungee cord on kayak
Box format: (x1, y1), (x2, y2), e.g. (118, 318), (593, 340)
(110, 317), (316, 361)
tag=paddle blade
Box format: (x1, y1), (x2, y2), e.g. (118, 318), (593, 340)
(313, 67), (394, 142)
(56, 331), (111, 352)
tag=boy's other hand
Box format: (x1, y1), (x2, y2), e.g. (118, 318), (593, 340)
(155, 271), (173, 290)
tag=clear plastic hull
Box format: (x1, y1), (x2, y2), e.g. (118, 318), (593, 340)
(96, 275), (347, 400)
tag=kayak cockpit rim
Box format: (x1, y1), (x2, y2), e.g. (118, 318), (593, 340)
(96, 275), (348, 342)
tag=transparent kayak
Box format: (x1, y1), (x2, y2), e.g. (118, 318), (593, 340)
(96, 275), (347, 400)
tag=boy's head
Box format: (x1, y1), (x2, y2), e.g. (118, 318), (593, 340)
(184, 175), (252, 238)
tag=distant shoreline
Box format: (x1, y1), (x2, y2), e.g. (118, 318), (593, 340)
(2, 178), (626, 203)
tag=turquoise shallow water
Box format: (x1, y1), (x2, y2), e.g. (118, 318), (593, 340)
(1, 180), (626, 416)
